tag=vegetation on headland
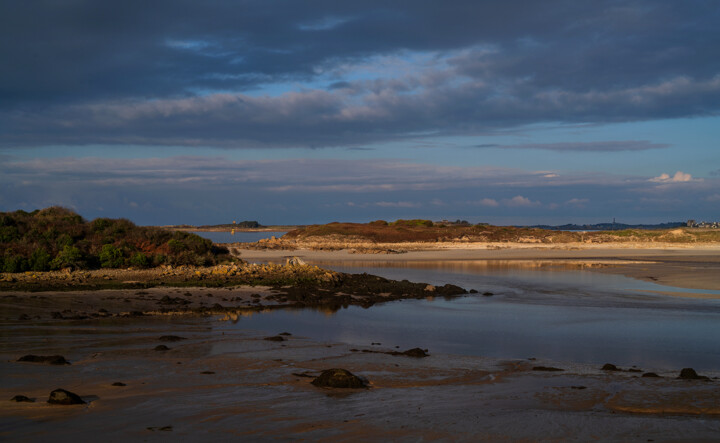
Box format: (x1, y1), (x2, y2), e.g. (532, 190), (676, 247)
(281, 219), (720, 245)
(0, 207), (232, 273)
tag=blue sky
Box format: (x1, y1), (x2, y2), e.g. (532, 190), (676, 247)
(1, 1), (718, 225)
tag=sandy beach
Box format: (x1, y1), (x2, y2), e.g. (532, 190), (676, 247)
(2, 244), (720, 441)
(2, 315), (719, 441)
(237, 244), (720, 292)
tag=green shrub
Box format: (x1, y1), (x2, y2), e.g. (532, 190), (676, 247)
(29, 247), (51, 271)
(91, 218), (112, 232)
(50, 245), (84, 270)
(391, 219), (434, 227)
(167, 239), (186, 253)
(99, 244), (124, 268)
(56, 233), (73, 248)
(0, 225), (19, 242)
(130, 252), (149, 268)
(3, 254), (29, 273)
(152, 254), (167, 266)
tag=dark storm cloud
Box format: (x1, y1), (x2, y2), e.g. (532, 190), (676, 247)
(1, 1), (719, 148)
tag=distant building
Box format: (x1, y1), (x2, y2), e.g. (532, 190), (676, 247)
(687, 219), (719, 229)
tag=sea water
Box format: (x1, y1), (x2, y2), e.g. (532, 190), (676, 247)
(222, 260), (720, 370)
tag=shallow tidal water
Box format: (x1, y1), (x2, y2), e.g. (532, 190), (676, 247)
(222, 261), (720, 371)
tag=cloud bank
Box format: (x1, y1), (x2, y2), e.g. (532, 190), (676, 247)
(2, 1), (719, 149)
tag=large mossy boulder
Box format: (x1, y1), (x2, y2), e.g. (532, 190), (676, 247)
(47, 389), (85, 405)
(678, 367), (709, 380)
(311, 368), (367, 389)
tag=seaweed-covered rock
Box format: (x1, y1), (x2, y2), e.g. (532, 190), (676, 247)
(399, 348), (429, 358)
(17, 355), (70, 365)
(678, 368), (709, 380)
(47, 389), (85, 405)
(311, 368), (367, 388)
(601, 363), (621, 371)
(264, 335), (285, 342)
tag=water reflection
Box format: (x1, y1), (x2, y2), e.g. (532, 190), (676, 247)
(221, 259), (720, 370)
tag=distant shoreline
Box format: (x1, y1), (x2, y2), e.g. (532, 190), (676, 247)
(160, 225), (299, 232)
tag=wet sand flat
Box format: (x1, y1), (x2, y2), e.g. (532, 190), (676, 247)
(2, 318), (719, 442)
(2, 246), (719, 441)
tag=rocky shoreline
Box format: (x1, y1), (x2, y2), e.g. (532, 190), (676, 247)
(0, 262), (468, 322)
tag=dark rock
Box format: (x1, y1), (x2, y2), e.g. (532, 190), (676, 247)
(264, 336), (285, 342)
(154, 345), (170, 351)
(111, 382), (126, 386)
(627, 368), (642, 373)
(602, 363), (621, 371)
(642, 372), (661, 378)
(17, 355), (70, 365)
(678, 367), (709, 380)
(158, 335), (187, 342)
(200, 371), (215, 374)
(398, 348), (429, 358)
(10, 395), (34, 402)
(47, 389), (85, 405)
(482, 292), (494, 296)
(51, 312), (64, 319)
(532, 366), (564, 372)
(18, 314), (30, 321)
(311, 368), (367, 389)
(469, 289), (478, 294)
(570, 386), (587, 390)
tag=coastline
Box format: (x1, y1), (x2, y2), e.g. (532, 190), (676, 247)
(2, 244), (719, 440)
(236, 245), (720, 292)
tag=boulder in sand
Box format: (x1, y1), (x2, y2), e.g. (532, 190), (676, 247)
(601, 363), (621, 371)
(47, 389), (85, 405)
(311, 368), (367, 388)
(264, 335), (285, 342)
(678, 368), (709, 380)
(10, 395), (34, 402)
(391, 348), (429, 358)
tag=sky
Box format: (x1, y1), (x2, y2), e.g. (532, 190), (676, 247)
(1, 0), (719, 226)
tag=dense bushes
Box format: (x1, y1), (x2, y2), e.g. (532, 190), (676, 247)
(0, 207), (231, 272)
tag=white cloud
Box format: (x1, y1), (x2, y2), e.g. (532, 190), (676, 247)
(505, 195), (541, 207)
(649, 171), (694, 183)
